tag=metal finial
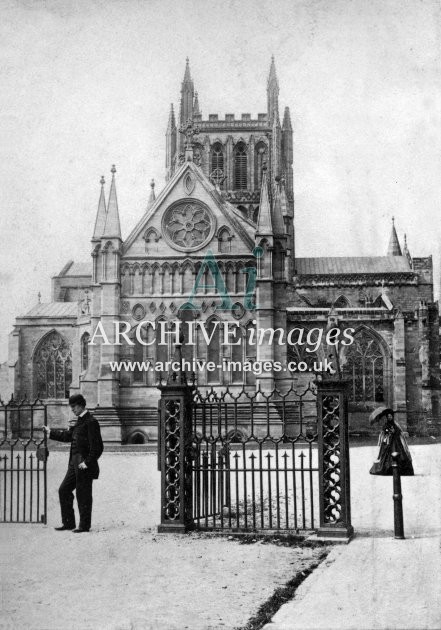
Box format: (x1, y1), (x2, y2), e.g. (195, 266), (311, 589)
(100, 176), (105, 185)
(150, 179), (155, 190)
(392, 216), (395, 225)
(111, 164), (116, 174)
(38, 291), (41, 304)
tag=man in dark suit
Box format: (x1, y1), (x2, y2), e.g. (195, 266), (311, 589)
(43, 394), (103, 533)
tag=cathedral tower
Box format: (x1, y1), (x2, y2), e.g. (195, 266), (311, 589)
(165, 58), (295, 259)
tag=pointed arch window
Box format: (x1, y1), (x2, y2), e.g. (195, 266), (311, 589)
(178, 306), (197, 365)
(81, 332), (90, 372)
(211, 143), (224, 173)
(234, 143), (247, 190)
(334, 295), (350, 308)
(218, 227), (232, 253)
(342, 331), (385, 402)
(133, 336), (144, 384)
(144, 228), (160, 255)
(33, 331), (72, 399)
(287, 343), (317, 372)
(287, 327), (319, 372)
(210, 143), (225, 189)
(206, 319), (221, 384)
(131, 322), (158, 385)
(121, 266), (131, 295)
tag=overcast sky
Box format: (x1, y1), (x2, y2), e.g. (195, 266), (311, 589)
(1, 0), (440, 362)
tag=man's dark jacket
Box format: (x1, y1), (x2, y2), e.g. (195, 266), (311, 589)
(50, 412), (104, 479)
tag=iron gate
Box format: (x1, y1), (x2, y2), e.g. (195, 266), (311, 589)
(0, 398), (47, 524)
(191, 385), (318, 532)
(158, 376), (353, 539)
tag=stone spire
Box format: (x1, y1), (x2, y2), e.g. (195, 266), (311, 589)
(147, 179), (156, 210)
(183, 56), (192, 85)
(179, 58), (195, 153)
(166, 104), (177, 181)
(167, 103), (176, 130)
(387, 217), (402, 256)
(267, 56), (279, 123)
(92, 176), (107, 240)
(103, 165), (122, 239)
(257, 164), (273, 235)
(193, 91), (200, 116)
(403, 233), (412, 267)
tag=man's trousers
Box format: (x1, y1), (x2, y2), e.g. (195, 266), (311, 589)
(58, 453), (93, 530)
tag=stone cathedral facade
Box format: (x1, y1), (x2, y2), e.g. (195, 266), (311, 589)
(7, 59), (440, 442)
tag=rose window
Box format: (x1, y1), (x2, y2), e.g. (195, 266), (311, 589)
(162, 201), (215, 251)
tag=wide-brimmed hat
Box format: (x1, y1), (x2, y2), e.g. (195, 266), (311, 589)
(369, 406), (394, 425)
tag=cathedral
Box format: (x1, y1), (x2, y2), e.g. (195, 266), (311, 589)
(6, 58), (440, 442)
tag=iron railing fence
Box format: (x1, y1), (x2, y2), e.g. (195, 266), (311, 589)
(0, 397), (47, 524)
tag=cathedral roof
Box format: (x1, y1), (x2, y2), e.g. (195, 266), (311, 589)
(19, 303), (78, 318)
(55, 261), (91, 277)
(295, 256), (412, 275)
(65, 262), (91, 276)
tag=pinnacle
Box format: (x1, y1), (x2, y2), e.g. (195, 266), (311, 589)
(183, 57), (192, 83)
(256, 165), (273, 235)
(103, 164), (121, 239)
(268, 55), (278, 86)
(92, 174), (107, 240)
(282, 106), (292, 130)
(387, 217), (402, 256)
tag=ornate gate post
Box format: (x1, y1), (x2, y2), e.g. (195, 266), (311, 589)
(316, 379), (354, 540)
(157, 342), (194, 533)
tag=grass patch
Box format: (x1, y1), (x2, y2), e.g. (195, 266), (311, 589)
(188, 530), (329, 548)
(230, 533), (328, 548)
(234, 548), (329, 630)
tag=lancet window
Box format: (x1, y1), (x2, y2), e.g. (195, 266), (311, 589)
(234, 143), (247, 190)
(211, 143), (224, 173)
(81, 332), (90, 372)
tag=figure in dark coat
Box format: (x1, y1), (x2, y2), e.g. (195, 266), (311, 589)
(44, 394), (103, 532)
(370, 410), (414, 476)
